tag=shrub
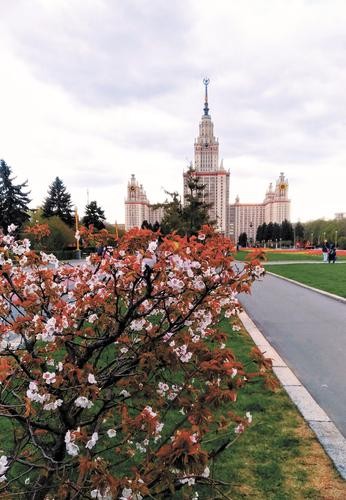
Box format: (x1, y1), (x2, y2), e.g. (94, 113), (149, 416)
(0, 225), (271, 498)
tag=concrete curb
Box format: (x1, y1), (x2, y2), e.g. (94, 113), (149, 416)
(266, 271), (346, 304)
(238, 310), (346, 480)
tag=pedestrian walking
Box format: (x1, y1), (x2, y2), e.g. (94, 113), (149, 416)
(322, 240), (329, 263)
(328, 243), (336, 264)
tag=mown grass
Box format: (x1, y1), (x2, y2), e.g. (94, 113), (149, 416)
(194, 318), (346, 499)
(267, 263), (346, 298)
(236, 250), (346, 262)
(1, 317), (346, 498)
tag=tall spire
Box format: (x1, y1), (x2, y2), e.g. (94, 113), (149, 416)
(203, 77), (210, 116)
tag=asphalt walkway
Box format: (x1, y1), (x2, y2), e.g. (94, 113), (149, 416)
(239, 273), (346, 438)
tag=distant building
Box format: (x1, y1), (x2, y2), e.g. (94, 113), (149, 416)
(125, 174), (164, 230)
(183, 78), (230, 236)
(124, 81), (291, 239)
(335, 212), (345, 220)
(230, 172), (290, 243)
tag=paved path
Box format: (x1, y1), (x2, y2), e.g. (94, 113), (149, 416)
(239, 273), (346, 438)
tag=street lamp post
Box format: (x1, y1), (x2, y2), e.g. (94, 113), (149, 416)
(311, 232), (314, 247)
(75, 206), (81, 260)
(335, 230), (338, 247)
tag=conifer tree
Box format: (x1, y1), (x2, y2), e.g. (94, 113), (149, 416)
(0, 159), (31, 233)
(256, 223), (264, 242)
(280, 219), (294, 241)
(42, 177), (74, 227)
(154, 166), (213, 237)
(158, 192), (184, 235)
(294, 222), (305, 242)
(83, 200), (106, 230)
(238, 232), (248, 247)
(272, 222), (281, 241)
(183, 167), (213, 236)
(264, 222), (274, 242)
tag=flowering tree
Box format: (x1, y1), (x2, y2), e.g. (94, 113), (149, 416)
(0, 224), (271, 499)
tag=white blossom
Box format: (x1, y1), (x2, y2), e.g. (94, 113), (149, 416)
(174, 344), (193, 363)
(38, 317), (57, 342)
(43, 399), (63, 411)
(42, 371), (56, 385)
(86, 432), (98, 450)
(179, 476), (195, 486)
(88, 373), (97, 384)
(235, 423), (245, 434)
(0, 455), (8, 480)
(74, 396), (93, 409)
(88, 314), (98, 324)
(107, 429), (117, 438)
(7, 224), (17, 233)
(65, 430), (80, 457)
(147, 241), (157, 253)
(201, 466), (210, 477)
(120, 488), (136, 500)
(120, 389), (131, 398)
(130, 318), (146, 331)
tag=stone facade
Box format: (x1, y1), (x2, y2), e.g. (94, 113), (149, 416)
(183, 79), (230, 235)
(125, 174), (164, 231)
(125, 81), (291, 239)
(230, 172), (290, 243)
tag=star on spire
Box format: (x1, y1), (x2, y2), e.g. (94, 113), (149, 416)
(203, 77), (210, 116)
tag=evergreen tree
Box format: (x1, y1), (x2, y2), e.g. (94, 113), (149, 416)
(141, 220), (150, 230)
(256, 223), (264, 242)
(0, 159), (31, 233)
(158, 166), (213, 237)
(42, 177), (74, 227)
(264, 222), (274, 242)
(294, 222), (305, 242)
(272, 222), (281, 241)
(158, 192), (184, 235)
(238, 232), (247, 247)
(261, 223), (267, 243)
(83, 200), (106, 230)
(182, 167), (213, 236)
(281, 219), (294, 241)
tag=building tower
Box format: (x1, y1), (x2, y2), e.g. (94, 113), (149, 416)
(184, 79), (230, 236)
(125, 174), (150, 230)
(263, 172), (290, 223)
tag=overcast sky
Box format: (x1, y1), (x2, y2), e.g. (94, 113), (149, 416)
(1, 0), (346, 224)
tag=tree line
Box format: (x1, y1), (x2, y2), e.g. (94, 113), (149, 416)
(0, 159), (107, 234)
(2, 158), (345, 249)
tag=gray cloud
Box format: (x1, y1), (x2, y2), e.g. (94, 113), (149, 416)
(3, 1), (192, 107)
(2, 0), (346, 222)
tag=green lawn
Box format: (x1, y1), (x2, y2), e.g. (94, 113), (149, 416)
(2, 318), (346, 498)
(195, 318), (346, 499)
(236, 250), (346, 262)
(267, 263), (346, 298)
